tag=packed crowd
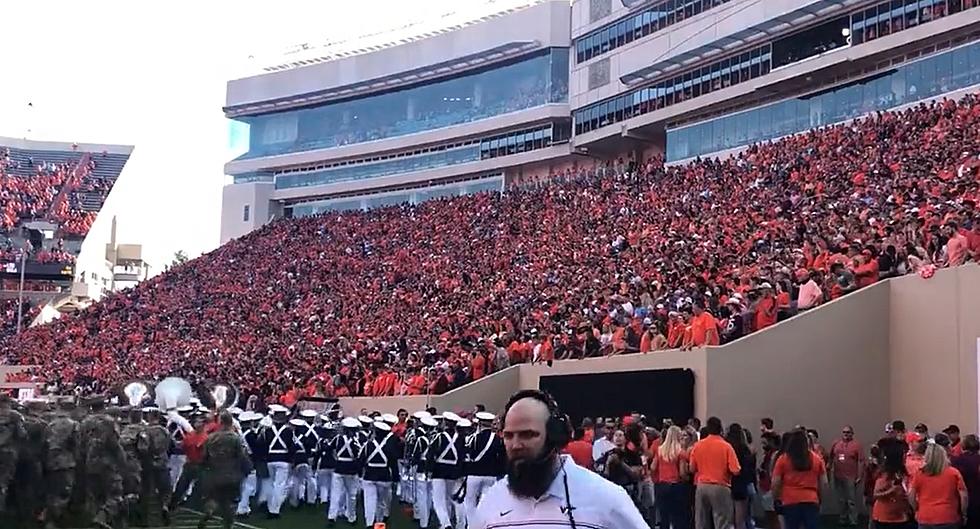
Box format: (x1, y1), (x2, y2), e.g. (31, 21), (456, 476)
(4, 94), (980, 399)
(568, 413), (979, 529)
(0, 298), (37, 343)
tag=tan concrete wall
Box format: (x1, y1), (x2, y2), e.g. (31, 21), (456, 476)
(890, 264), (980, 433)
(706, 281), (891, 446)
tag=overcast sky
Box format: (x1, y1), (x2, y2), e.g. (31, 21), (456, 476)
(0, 0), (501, 275)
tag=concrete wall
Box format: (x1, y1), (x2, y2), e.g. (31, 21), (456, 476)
(890, 265), (980, 434)
(227, 1), (571, 108)
(335, 265), (980, 449)
(219, 182), (274, 243)
(707, 281), (891, 446)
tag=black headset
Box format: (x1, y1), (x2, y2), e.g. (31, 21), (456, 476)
(501, 389), (577, 528)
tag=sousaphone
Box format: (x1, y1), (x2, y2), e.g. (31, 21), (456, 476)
(200, 380), (240, 411)
(119, 380), (155, 408)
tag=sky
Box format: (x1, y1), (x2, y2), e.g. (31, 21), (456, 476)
(0, 0), (491, 276)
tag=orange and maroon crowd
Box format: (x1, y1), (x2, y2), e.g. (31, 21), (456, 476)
(2, 94), (980, 401)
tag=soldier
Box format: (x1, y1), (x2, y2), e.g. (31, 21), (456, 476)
(81, 397), (127, 529)
(411, 415), (438, 529)
(140, 408), (173, 526)
(43, 400), (80, 529)
(197, 411), (251, 529)
(327, 417), (362, 527)
(119, 408), (146, 520)
(259, 405), (294, 519)
(463, 411), (504, 523)
(0, 393), (25, 514)
(17, 400), (49, 523)
(429, 413), (466, 529)
(313, 417), (337, 506)
(235, 411), (263, 517)
(361, 421), (401, 528)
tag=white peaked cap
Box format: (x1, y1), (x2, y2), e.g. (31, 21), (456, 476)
(341, 417), (361, 428)
(289, 418), (306, 427)
(299, 409), (318, 418)
(421, 417), (439, 427)
(268, 404), (289, 414)
(358, 415), (373, 424)
(374, 421), (392, 431)
(475, 412), (496, 421)
(456, 418), (473, 428)
(382, 413), (398, 424)
(443, 411), (461, 422)
(412, 411), (431, 419)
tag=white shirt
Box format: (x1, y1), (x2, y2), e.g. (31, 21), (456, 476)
(592, 437), (615, 462)
(468, 454), (649, 529)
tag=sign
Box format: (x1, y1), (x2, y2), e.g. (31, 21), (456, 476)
(17, 387), (35, 402)
(297, 397), (341, 417)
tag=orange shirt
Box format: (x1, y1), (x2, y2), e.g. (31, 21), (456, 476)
(640, 331), (653, 353)
(563, 439), (593, 470)
(689, 434), (741, 487)
(774, 452), (826, 505)
(690, 312), (719, 347)
(667, 321), (684, 348)
(872, 475), (911, 523)
(911, 467), (966, 524)
(539, 340), (554, 362)
(755, 296), (778, 330)
(471, 355), (486, 380)
(654, 450), (688, 483)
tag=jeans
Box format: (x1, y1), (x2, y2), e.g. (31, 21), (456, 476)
(783, 502), (820, 529)
(656, 482), (692, 529)
(834, 477), (859, 525)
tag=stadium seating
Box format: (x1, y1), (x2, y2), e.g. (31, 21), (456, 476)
(2, 95), (979, 401)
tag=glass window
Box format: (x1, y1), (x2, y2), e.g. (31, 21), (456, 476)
(905, 0), (920, 28)
(242, 205), (250, 222)
(241, 49), (566, 159)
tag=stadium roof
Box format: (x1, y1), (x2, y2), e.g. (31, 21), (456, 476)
(255, 0), (545, 74)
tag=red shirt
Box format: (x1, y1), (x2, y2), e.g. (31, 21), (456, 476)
(563, 439), (593, 470)
(755, 296), (777, 330)
(183, 430), (208, 464)
(830, 439), (864, 480)
(774, 452), (826, 505)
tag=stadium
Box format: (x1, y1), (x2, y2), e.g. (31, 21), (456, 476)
(2, 0), (980, 528)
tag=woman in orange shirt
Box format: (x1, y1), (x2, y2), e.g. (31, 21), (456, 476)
(872, 440), (912, 529)
(649, 426), (690, 529)
(910, 442), (968, 529)
(773, 430), (828, 529)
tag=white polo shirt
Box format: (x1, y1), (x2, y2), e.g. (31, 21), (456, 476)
(468, 454), (650, 529)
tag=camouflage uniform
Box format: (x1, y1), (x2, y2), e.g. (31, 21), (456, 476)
(140, 416), (172, 525)
(44, 412), (80, 529)
(198, 429), (251, 529)
(0, 397), (26, 513)
(18, 412), (49, 522)
(81, 411), (127, 529)
(119, 421), (146, 503)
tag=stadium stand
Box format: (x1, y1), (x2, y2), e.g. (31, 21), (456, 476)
(2, 93), (979, 401)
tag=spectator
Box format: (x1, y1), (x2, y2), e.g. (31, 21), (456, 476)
(830, 425), (865, 527)
(726, 423), (756, 529)
(601, 429), (644, 502)
(651, 425), (690, 529)
(797, 271), (824, 310)
(773, 429), (827, 529)
(593, 418), (617, 470)
(563, 427), (593, 470)
(952, 435), (980, 529)
(689, 416), (741, 529)
(871, 439), (912, 529)
(909, 442), (968, 529)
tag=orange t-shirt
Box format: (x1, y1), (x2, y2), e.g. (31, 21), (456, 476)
(471, 355), (486, 380)
(690, 312), (718, 347)
(872, 475), (911, 523)
(655, 450), (688, 483)
(755, 297), (778, 330)
(911, 467), (966, 524)
(689, 435), (741, 487)
(640, 331), (653, 353)
(563, 439), (593, 470)
(774, 452), (826, 505)
(539, 340), (554, 362)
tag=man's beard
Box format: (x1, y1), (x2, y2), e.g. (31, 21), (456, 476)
(506, 448), (558, 499)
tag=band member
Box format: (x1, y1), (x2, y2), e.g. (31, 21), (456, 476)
(235, 412), (263, 517)
(259, 405), (295, 519)
(327, 417), (363, 527)
(463, 412), (504, 520)
(166, 406), (194, 491)
(412, 416), (438, 528)
(289, 410), (319, 506)
(429, 413), (467, 529)
(314, 417), (337, 505)
(361, 421), (401, 528)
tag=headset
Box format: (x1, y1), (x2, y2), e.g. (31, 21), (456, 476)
(502, 389), (577, 529)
